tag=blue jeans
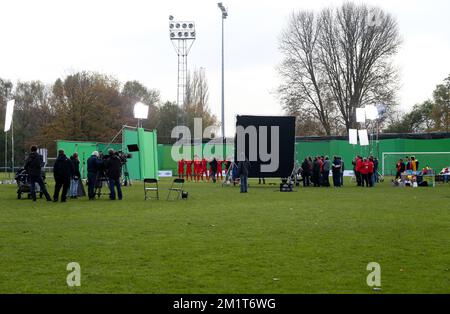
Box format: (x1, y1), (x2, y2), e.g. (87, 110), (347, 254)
(70, 179), (78, 196)
(29, 174), (51, 201)
(240, 175), (248, 192)
(108, 178), (122, 200)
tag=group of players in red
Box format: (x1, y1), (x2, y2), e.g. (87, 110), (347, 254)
(177, 157), (227, 182)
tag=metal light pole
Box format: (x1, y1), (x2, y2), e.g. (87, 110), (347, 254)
(218, 2), (228, 158)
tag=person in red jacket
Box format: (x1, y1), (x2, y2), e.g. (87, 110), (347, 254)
(368, 157), (374, 187)
(177, 158), (185, 179)
(355, 156), (363, 187)
(185, 159), (193, 181)
(359, 158), (369, 187)
(217, 160), (223, 181)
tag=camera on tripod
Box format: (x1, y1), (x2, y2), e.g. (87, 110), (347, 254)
(116, 151), (132, 165)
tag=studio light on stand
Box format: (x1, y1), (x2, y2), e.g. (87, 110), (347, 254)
(133, 102), (149, 128)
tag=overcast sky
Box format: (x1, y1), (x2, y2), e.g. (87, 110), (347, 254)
(1, 0), (449, 136)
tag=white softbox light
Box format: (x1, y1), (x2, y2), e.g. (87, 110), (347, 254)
(358, 129), (369, 146)
(365, 105), (379, 120)
(349, 129), (358, 145)
(133, 102), (149, 120)
(4, 99), (15, 132)
(356, 108), (366, 123)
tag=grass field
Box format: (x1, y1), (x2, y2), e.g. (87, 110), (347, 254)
(0, 175), (449, 294)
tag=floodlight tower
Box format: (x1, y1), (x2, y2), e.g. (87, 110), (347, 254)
(218, 2), (227, 141)
(169, 16), (196, 119)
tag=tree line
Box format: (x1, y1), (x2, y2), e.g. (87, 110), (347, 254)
(0, 70), (217, 165)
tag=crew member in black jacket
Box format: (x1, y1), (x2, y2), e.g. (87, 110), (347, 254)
(53, 149), (74, 202)
(87, 151), (101, 200)
(105, 149), (123, 200)
(24, 145), (52, 202)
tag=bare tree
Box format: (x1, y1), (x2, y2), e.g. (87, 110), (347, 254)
(279, 2), (401, 135)
(184, 69), (217, 135)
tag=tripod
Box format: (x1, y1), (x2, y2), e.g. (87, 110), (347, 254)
(94, 170), (109, 199)
(122, 162), (132, 186)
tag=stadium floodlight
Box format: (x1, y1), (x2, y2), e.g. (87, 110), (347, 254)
(365, 105), (379, 120)
(356, 108), (366, 123)
(169, 19), (196, 40)
(218, 2), (228, 18)
(349, 129), (358, 145)
(4, 99), (15, 132)
(133, 102), (149, 120)
(358, 129), (369, 146)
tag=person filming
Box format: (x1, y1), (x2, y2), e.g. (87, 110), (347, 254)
(105, 149), (123, 201)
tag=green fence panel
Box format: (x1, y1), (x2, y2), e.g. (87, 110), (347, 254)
(56, 140), (97, 179)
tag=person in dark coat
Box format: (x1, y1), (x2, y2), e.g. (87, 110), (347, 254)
(322, 156), (331, 187)
(104, 149), (123, 200)
(209, 157), (218, 183)
(339, 157), (345, 186)
(53, 149), (74, 202)
(24, 145), (52, 202)
(69, 153), (81, 198)
(332, 156), (342, 187)
(301, 157), (311, 187)
(236, 153), (250, 193)
(312, 157), (321, 187)
(87, 151), (101, 200)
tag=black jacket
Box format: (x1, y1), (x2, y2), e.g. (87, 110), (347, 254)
(105, 154), (122, 180)
(53, 154), (74, 181)
(87, 156), (101, 174)
(210, 159), (218, 172)
(312, 160), (321, 175)
(237, 159), (250, 177)
(301, 160), (311, 176)
(70, 157), (81, 178)
(24, 152), (43, 177)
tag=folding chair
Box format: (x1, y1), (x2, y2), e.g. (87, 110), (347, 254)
(166, 178), (184, 201)
(144, 178), (159, 200)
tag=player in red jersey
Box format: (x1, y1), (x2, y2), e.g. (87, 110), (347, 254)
(201, 157), (208, 181)
(194, 157), (202, 182)
(177, 158), (185, 179)
(185, 159), (193, 181)
(217, 159), (223, 181)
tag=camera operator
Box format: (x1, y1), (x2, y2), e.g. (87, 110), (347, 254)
(104, 149), (123, 201)
(24, 145), (52, 202)
(87, 151), (101, 200)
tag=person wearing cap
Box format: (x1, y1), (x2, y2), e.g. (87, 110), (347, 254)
(87, 151), (101, 200)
